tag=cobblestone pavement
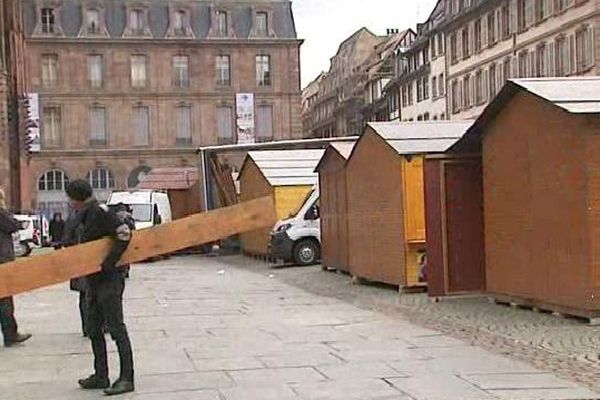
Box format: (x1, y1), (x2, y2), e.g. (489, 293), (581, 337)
(2, 255), (599, 399)
(227, 256), (600, 393)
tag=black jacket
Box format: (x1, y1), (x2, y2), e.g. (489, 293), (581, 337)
(0, 209), (19, 264)
(79, 199), (132, 285)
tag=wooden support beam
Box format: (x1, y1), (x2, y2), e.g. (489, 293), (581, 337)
(0, 196), (276, 298)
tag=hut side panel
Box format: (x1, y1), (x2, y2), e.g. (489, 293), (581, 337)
(586, 118), (600, 301)
(239, 160), (274, 255)
(336, 167), (350, 271)
(319, 152), (346, 270)
(424, 159), (444, 297)
(347, 132), (406, 285)
(484, 93), (590, 309)
(273, 186), (314, 220)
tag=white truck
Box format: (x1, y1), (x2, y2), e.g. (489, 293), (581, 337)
(269, 187), (321, 266)
(107, 190), (172, 230)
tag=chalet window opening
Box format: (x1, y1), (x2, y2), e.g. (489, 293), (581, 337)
(130, 9), (145, 36)
(216, 10), (228, 37)
(536, 43), (547, 77)
(255, 12), (268, 36)
(474, 19), (482, 53)
(86, 9), (101, 34)
(173, 10), (187, 36)
(462, 28), (470, 59)
(42, 54), (59, 87)
(39, 169), (69, 191)
(576, 26), (593, 72)
(87, 168), (114, 190)
(488, 12), (497, 45)
(489, 63), (497, 97)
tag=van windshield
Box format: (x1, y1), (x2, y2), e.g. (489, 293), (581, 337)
(129, 204), (152, 222)
(289, 189), (315, 218)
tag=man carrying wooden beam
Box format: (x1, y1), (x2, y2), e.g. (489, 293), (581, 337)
(65, 180), (135, 396)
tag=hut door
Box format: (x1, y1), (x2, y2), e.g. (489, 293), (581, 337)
(443, 160), (485, 294)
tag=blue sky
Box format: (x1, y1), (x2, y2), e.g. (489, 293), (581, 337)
(293, 0), (439, 88)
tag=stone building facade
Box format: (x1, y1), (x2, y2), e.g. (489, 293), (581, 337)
(21, 0), (302, 215)
(445, 0), (598, 120)
(0, 0), (26, 210)
(303, 28), (385, 138)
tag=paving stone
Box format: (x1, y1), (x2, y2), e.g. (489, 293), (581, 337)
(227, 367), (327, 385)
(488, 387), (600, 400)
(190, 356), (265, 372)
(386, 374), (497, 400)
(463, 372), (582, 390)
(290, 379), (404, 400)
(135, 371), (234, 394)
(315, 362), (408, 381)
(219, 384), (300, 400)
(129, 389), (222, 400)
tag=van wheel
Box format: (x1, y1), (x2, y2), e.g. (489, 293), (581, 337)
(293, 239), (320, 266)
(16, 242), (31, 257)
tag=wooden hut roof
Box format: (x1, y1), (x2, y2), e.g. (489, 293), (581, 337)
(363, 121), (473, 156)
(314, 142), (357, 172)
(239, 149), (325, 187)
(452, 77), (600, 153)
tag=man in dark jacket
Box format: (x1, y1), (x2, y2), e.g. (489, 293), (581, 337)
(0, 187), (32, 347)
(63, 210), (89, 337)
(65, 180), (134, 396)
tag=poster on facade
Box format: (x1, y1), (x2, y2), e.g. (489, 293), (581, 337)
(236, 93), (255, 144)
(27, 93), (41, 153)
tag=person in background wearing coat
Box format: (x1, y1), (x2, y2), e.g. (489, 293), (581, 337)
(0, 187), (32, 347)
(49, 212), (65, 249)
(63, 209), (88, 337)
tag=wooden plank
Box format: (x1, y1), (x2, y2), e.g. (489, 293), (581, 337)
(0, 196), (276, 298)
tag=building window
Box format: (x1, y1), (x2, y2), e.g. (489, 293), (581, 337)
(408, 83), (414, 105)
(489, 63), (497, 97)
(474, 19), (482, 53)
(217, 106), (234, 144)
(555, 0), (572, 13)
(133, 106), (149, 145)
(576, 27), (593, 72)
(488, 12), (496, 45)
(462, 28), (470, 59)
(131, 55), (147, 88)
(89, 106), (107, 146)
(438, 33), (444, 55)
(423, 113), (430, 121)
(173, 56), (190, 88)
(423, 47), (429, 64)
(42, 106), (61, 147)
(431, 36), (437, 58)
(216, 10), (228, 36)
(439, 73), (445, 95)
(255, 12), (268, 36)
(535, 0), (547, 22)
(86, 9), (101, 34)
(176, 105), (192, 146)
(451, 80), (460, 113)
(256, 105), (274, 142)
(256, 55), (271, 87)
(173, 10), (187, 36)
(417, 79), (423, 102)
(474, 70), (483, 104)
(87, 168), (114, 190)
(423, 77), (429, 100)
(130, 9), (145, 35)
(432, 76), (438, 98)
(39, 170), (69, 191)
(41, 8), (56, 34)
(518, 0), (527, 31)
(518, 50), (528, 77)
(556, 36), (569, 76)
(42, 54), (59, 87)
(216, 55), (231, 86)
(501, 4), (511, 39)
(536, 43), (547, 77)
(463, 75), (471, 108)
(88, 55), (103, 88)
(502, 57), (512, 83)
(450, 33), (458, 64)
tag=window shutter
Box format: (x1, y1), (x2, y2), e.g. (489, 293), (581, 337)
(588, 25), (595, 69)
(566, 34), (575, 74)
(547, 41), (556, 76)
(528, 51), (535, 77)
(483, 69), (489, 102)
(512, 57), (519, 78)
(496, 9), (501, 38)
(482, 17), (488, 47)
(526, 0), (534, 26)
(546, 0), (553, 15)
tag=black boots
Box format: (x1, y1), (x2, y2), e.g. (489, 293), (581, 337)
(104, 379), (135, 396)
(4, 332), (32, 347)
(78, 374), (110, 390)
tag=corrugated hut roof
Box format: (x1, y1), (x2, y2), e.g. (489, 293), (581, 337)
(240, 149), (325, 187)
(314, 142), (356, 172)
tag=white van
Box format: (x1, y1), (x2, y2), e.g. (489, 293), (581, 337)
(269, 186), (320, 266)
(13, 214), (43, 257)
(107, 190), (172, 230)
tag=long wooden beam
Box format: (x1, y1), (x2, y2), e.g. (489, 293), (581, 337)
(0, 196), (276, 298)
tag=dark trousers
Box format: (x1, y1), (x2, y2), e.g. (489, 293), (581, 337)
(87, 276), (134, 382)
(79, 291), (88, 336)
(0, 297), (18, 342)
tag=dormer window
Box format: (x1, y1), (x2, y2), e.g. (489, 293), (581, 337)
(255, 12), (268, 36)
(41, 8), (56, 34)
(86, 9), (100, 34)
(130, 9), (144, 35)
(216, 10), (228, 37)
(174, 10), (186, 35)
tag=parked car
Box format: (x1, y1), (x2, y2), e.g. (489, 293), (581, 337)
(13, 214), (42, 257)
(269, 186), (321, 266)
(107, 190), (173, 230)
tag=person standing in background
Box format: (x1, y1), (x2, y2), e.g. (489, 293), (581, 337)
(0, 187), (32, 347)
(49, 212), (65, 249)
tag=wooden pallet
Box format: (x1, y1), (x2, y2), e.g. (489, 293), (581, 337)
(491, 294), (600, 326)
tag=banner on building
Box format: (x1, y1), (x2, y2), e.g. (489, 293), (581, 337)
(236, 93), (255, 144)
(27, 93), (41, 153)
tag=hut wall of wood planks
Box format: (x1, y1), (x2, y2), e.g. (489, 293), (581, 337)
(315, 142), (356, 272)
(345, 122), (471, 287)
(238, 149), (324, 256)
(453, 78), (600, 316)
